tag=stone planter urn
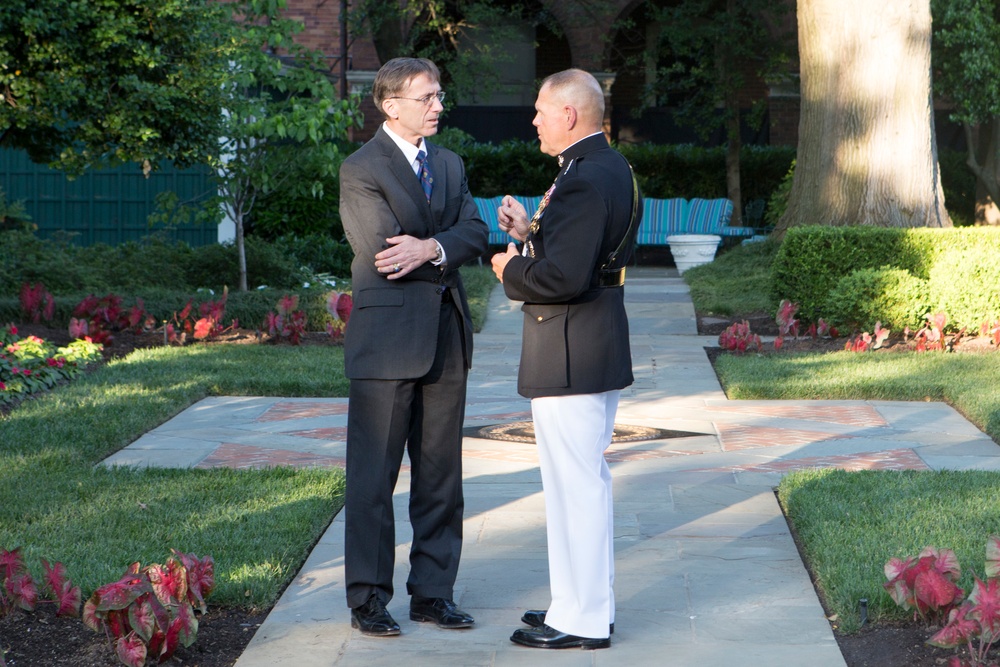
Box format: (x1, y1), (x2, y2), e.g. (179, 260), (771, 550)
(666, 234), (722, 274)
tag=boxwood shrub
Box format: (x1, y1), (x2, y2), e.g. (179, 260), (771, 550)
(772, 226), (1000, 330)
(824, 267), (930, 333)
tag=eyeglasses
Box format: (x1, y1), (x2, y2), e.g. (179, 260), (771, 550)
(388, 91), (446, 106)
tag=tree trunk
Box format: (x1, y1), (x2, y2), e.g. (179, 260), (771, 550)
(725, 94), (743, 227)
(235, 208), (248, 292)
(968, 118), (1000, 225)
(776, 0), (951, 236)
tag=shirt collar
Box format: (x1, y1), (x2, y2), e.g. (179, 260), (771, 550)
(382, 122), (427, 166)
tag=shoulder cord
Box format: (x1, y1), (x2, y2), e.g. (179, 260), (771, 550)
(600, 162), (639, 271)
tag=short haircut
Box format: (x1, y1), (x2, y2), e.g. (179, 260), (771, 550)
(541, 69), (605, 123)
(373, 58), (441, 118)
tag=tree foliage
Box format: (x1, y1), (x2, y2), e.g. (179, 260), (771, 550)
(348, 0), (526, 101)
(0, 0), (233, 175)
(640, 0), (793, 224)
(931, 0), (1000, 222)
(644, 0), (791, 141)
(172, 0), (363, 291)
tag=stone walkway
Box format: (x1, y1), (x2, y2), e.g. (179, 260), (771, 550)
(103, 267), (1000, 666)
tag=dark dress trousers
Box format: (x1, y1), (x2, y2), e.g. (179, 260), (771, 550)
(501, 133), (641, 399)
(339, 127), (488, 608)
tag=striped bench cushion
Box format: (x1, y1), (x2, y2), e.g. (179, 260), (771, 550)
(636, 198), (689, 245)
(473, 195), (748, 246)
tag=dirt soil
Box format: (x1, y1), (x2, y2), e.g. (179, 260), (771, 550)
(3, 316), (996, 665)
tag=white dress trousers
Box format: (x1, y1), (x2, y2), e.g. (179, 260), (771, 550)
(530, 389), (619, 639)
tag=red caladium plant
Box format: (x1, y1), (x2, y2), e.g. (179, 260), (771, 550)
(884, 546), (964, 625)
(888, 538), (1000, 667)
(83, 550), (214, 667)
(0, 547), (81, 619)
(929, 577), (1000, 666)
(776, 299), (801, 338)
(163, 292), (234, 345)
(19, 283), (55, 324)
(265, 295), (308, 345)
(718, 320), (762, 354)
(325, 291), (353, 342)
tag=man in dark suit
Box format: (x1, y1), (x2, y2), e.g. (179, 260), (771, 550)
(491, 69), (641, 650)
(339, 57), (488, 637)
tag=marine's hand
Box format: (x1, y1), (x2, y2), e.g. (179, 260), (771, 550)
(497, 196), (529, 242)
(491, 243), (519, 283)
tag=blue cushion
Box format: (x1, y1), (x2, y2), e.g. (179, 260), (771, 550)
(474, 196), (507, 244)
(637, 198), (689, 245)
(687, 198), (733, 235)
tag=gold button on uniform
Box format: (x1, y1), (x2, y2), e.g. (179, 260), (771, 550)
(537, 316), (543, 322)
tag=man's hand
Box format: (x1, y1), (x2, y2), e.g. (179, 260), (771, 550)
(375, 235), (438, 279)
(498, 196), (529, 242)
(491, 243), (519, 283)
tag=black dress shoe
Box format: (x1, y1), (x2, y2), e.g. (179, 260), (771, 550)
(409, 596), (475, 628)
(350, 595), (400, 636)
(510, 624), (610, 650)
(521, 609), (614, 635)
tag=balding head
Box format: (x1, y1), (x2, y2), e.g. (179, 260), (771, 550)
(539, 69), (605, 132)
(531, 69), (606, 156)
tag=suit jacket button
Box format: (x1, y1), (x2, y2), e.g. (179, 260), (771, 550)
(537, 316), (543, 322)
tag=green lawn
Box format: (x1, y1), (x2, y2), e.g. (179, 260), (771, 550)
(686, 242), (1000, 634)
(0, 265), (498, 611)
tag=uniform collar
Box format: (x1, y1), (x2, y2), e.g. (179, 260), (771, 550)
(557, 132), (607, 167)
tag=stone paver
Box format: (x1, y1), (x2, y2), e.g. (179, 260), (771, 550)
(99, 266), (1000, 666)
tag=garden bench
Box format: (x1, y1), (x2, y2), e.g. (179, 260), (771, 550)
(473, 196), (752, 246)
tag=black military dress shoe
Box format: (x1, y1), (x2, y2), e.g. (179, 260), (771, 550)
(510, 624), (610, 650)
(350, 595), (400, 636)
(521, 609), (614, 635)
(409, 596), (475, 628)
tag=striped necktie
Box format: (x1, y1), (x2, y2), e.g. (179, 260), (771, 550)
(416, 150), (433, 202)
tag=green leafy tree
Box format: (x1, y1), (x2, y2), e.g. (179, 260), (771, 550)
(0, 0), (232, 174)
(932, 0), (1000, 225)
(643, 0), (793, 226)
(207, 0), (362, 291)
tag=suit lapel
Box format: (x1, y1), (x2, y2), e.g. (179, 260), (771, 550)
(373, 128), (434, 234)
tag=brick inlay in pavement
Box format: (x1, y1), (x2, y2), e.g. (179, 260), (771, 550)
(691, 448), (930, 474)
(718, 423), (855, 451)
(288, 427), (348, 441)
(194, 443), (346, 469)
(709, 404), (887, 427)
(257, 401), (349, 421)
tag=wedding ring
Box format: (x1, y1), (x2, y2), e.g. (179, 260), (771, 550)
(393, 263), (401, 272)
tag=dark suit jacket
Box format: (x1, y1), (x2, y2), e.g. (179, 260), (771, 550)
(339, 127), (488, 380)
(501, 134), (642, 398)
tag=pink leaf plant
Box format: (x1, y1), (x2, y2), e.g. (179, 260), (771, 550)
(718, 320), (762, 354)
(83, 551), (214, 667)
(325, 291), (353, 342)
(888, 538), (1000, 667)
(1, 547), (80, 619)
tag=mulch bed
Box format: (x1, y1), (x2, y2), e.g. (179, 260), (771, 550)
(2, 316), (995, 665)
(0, 605), (267, 667)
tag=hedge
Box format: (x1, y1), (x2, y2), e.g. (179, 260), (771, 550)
(771, 226), (1000, 331)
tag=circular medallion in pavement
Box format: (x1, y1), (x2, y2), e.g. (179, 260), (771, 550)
(464, 421), (700, 444)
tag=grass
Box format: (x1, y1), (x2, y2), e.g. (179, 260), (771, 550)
(778, 469), (1000, 633)
(684, 237), (779, 317)
(683, 241), (1000, 634)
(0, 264), (497, 611)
